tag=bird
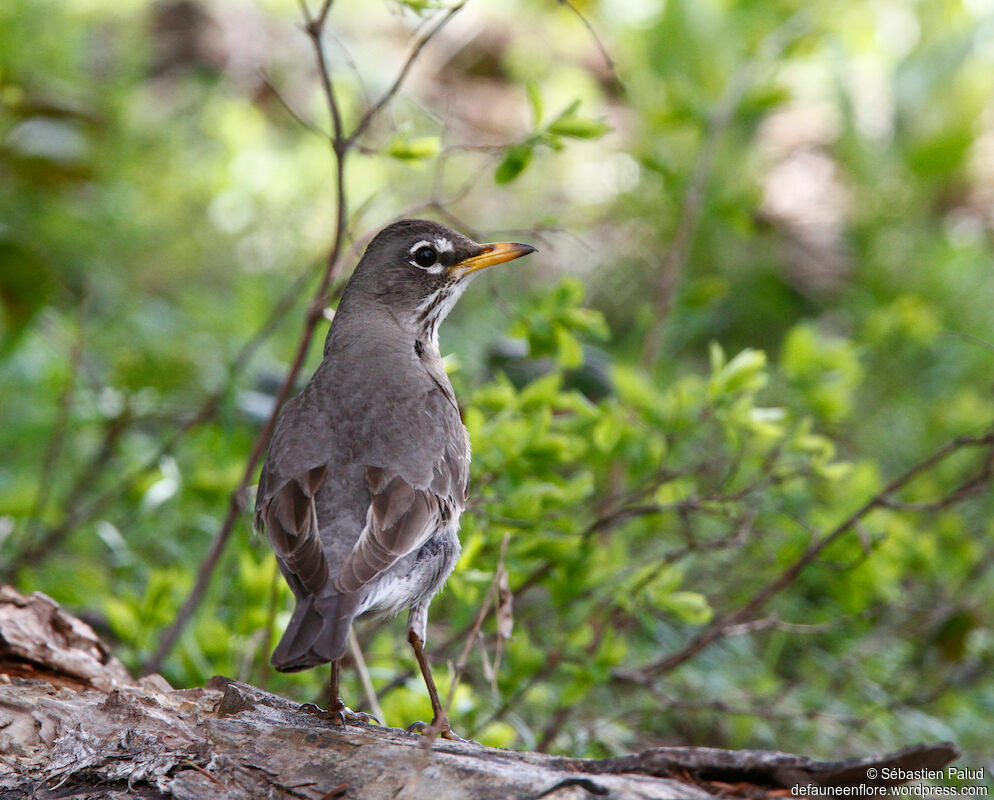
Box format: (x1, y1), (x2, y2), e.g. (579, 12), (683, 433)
(255, 219), (536, 739)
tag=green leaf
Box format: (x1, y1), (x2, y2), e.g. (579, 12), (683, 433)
(386, 135), (440, 161)
(554, 325), (583, 368)
(393, 0), (446, 15)
(526, 81), (543, 126)
(592, 413), (623, 453)
(547, 114), (611, 140)
(709, 347), (767, 398)
(495, 143), (533, 184)
(547, 100), (611, 140)
(519, 372), (562, 406)
(0, 237), (57, 356)
(662, 591), (713, 625)
(612, 365), (660, 412)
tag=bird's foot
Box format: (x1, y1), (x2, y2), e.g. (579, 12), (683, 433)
(300, 700), (380, 727)
(405, 717), (469, 742)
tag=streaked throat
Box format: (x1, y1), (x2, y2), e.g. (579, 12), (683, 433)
(414, 280), (469, 345)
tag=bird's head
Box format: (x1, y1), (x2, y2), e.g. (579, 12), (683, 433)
(343, 219), (536, 343)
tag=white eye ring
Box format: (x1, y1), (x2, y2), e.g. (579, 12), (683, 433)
(410, 245), (438, 269)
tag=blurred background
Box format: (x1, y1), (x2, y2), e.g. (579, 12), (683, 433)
(2, 0), (993, 780)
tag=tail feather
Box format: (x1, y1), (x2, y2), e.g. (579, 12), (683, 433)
(271, 593), (359, 672)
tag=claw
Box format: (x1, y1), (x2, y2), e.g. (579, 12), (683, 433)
(405, 717), (470, 742)
(350, 710), (381, 726)
(300, 701), (380, 727)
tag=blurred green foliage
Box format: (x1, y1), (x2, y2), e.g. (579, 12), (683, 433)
(2, 0), (993, 781)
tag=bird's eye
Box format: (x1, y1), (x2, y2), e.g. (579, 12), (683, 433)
(412, 246), (438, 268)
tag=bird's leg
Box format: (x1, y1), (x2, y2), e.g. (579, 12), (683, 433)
(404, 630), (464, 741)
(300, 659), (380, 726)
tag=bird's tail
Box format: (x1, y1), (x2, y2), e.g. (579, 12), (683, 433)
(271, 593), (359, 672)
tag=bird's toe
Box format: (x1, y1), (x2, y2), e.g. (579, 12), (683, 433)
(300, 701), (378, 727)
(300, 702), (346, 726)
(346, 709), (381, 725)
(438, 727), (470, 742)
(406, 717), (471, 742)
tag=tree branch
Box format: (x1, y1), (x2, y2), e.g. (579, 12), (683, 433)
(144, 0), (364, 675)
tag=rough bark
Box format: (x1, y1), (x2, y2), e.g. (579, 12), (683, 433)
(0, 586), (961, 800)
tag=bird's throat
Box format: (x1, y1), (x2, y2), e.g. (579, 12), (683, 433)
(414, 281), (470, 346)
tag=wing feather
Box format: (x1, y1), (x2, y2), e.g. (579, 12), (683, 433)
(335, 469), (439, 593)
(259, 464), (330, 596)
(335, 435), (468, 595)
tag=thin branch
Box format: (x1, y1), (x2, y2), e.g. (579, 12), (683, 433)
(876, 445), (994, 511)
(641, 689), (857, 726)
(301, 0), (346, 149)
(348, 628), (385, 724)
(721, 614), (839, 637)
(144, 0), (352, 675)
(1, 413), (129, 583)
(558, 0), (624, 89)
(536, 705), (573, 752)
(324, 27), (372, 109)
(639, 71), (750, 367)
(444, 534), (510, 713)
(26, 302), (87, 533)
(256, 554), (283, 686)
(260, 70), (327, 136)
(348, 2), (468, 144)
(469, 649), (562, 738)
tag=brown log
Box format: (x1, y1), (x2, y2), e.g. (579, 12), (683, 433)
(0, 586), (962, 799)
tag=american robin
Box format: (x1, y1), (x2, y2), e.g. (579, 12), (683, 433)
(255, 219), (535, 738)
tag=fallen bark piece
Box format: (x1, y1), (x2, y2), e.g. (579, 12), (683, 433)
(0, 586), (135, 691)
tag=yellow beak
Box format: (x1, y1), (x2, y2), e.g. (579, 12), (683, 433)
(451, 241), (537, 277)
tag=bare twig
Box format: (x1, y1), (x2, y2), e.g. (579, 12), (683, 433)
(26, 303), (87, 533)
(642, 689), (857, 726)
(469, 649), (562, 737)
(260, 71), (327, 136)
(444, 534), (510, 713)
(348, 628), (385, 724)
(2, 413), (129, 583)
(255, 554), (283, 685)
(324, 27), (372, 109)
(348, 2), (468, 144)
(876, 444), (994, 512)
(639, 71), (750, 368)
(144, 0), (461, 674)
(536, 705), (573, 752)
(721, 614), (839, 637)
(144, 0), (354, 674)
(558, 0), (624, 89)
